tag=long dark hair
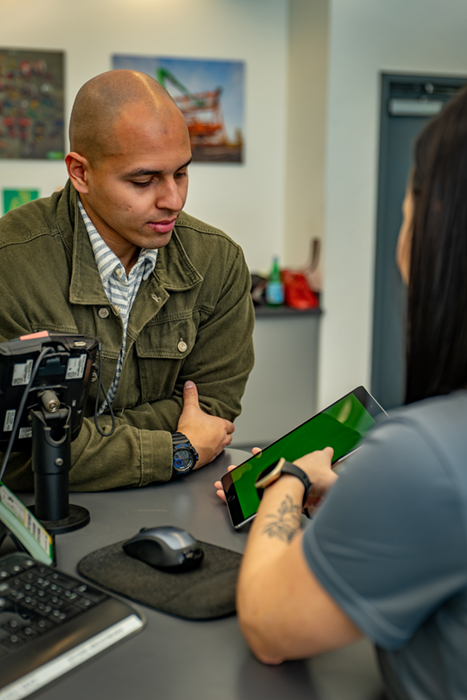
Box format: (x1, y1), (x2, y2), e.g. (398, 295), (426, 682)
(405, 86), (467, 404)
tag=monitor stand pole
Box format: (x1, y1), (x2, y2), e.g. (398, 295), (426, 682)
(28, 408), (90, 535)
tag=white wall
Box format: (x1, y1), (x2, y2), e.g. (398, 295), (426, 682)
(285, 0), (328, 268)
(0, 0), (289, 271)
(319, 0), (467, 408)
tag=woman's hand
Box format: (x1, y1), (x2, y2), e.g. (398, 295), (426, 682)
(294, 447), (338, 510)
(214, 447), (338, 504)
(214, 447), (262, 502)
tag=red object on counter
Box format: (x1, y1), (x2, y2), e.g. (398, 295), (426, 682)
(282, 270), (319, 309)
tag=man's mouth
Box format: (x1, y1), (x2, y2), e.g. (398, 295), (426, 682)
(147, 219), (177, 234)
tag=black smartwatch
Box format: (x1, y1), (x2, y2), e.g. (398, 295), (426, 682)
(171, 432), (199, 475)
(255, 457), (313, 506)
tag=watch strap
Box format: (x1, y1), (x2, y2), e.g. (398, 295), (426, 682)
(281, 462), (313, 505)
(256, 458), (313, 506)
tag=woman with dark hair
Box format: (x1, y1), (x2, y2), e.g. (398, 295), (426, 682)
(401, 89), (467, 405)
(226, 87), (467, 699)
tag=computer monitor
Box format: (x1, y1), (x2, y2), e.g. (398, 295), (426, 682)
(0, 331), (99, 534)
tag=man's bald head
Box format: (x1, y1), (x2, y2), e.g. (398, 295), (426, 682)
(69, 70), (185, 165)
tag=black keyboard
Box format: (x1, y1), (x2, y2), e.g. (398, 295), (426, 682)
(0, 552), (145, 698)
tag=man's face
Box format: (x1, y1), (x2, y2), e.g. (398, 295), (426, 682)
(77, 105), (192, 260)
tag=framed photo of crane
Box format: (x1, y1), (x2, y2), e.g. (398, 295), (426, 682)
(112, 54), (245, 163)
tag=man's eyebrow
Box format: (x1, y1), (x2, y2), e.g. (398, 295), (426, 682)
(125, 157), (193, 178)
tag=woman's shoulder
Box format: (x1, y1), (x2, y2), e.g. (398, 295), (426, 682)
(349, 390), (467, 488)
(379, 390), (467, 447)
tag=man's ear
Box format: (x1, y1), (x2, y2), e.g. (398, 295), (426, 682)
(65, 152), (91, 194)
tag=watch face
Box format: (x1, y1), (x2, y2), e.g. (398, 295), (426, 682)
(174, 447), (195, 473)
(255, 459), (284, 490)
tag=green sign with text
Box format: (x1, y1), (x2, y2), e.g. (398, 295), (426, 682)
(3, 189), (39, 214)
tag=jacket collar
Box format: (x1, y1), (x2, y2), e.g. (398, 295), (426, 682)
(57, 182), (203, 305)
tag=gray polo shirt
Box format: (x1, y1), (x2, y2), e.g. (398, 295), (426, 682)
(303, 390), (467, 700)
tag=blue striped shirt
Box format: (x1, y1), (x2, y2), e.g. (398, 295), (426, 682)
(78, 198), (158, 412)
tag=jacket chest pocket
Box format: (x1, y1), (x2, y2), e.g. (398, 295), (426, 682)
(135, 315), (198, 403)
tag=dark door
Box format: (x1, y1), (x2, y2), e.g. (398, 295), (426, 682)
(371, 74), (467, 410)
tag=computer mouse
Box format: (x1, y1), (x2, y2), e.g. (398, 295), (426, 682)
(122, 525), (204, 572)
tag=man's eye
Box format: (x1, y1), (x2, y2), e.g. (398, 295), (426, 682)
(132, 181), (151, 188)
(175, 170), (188, 179)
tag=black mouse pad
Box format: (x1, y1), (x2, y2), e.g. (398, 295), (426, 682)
(77, 540), (242, 620)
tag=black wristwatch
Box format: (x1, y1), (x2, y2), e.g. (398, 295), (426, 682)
(255, 457), (313, 506)
(171, 432), (199, 475)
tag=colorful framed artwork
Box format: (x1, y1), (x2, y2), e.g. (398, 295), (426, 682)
(112, 54), (245, 163)
(0, 48), (64, 160)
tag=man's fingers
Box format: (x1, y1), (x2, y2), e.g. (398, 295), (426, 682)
(182, 380), (199, 406)
(216, 489), (226, 503)
(179, 388), (236, 468)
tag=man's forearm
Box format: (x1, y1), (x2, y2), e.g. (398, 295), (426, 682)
(3, 383), (237, 493)
(3, 409), (174, 493)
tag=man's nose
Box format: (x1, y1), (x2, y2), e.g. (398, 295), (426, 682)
(156, 177), (184, 212)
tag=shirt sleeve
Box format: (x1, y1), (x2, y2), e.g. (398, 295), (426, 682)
(302, 416), (467, 650)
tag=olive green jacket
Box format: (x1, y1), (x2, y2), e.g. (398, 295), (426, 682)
(0, 181), (254, 491)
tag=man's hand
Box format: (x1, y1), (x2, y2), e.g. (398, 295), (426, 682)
(177, 381), (235, 469)
(214, 447), (262, 501)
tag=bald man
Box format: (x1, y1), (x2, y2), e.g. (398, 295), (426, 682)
(0, 70), (254, 492)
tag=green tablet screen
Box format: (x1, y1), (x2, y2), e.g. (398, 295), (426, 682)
(232, 390), (378, 520)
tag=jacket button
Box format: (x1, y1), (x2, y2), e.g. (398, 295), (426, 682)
(98, 307), (110, 319)
(178, 341), (188, 353)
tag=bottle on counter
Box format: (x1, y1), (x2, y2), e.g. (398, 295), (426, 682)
(265, 256), (284, 307)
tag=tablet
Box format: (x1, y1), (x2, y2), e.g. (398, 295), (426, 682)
(221, 386), (385, 529)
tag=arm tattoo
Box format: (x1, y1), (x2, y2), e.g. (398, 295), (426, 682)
(262, 495), (302, 542)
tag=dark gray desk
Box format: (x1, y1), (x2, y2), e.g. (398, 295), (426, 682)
(23, 449), (385, 700)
